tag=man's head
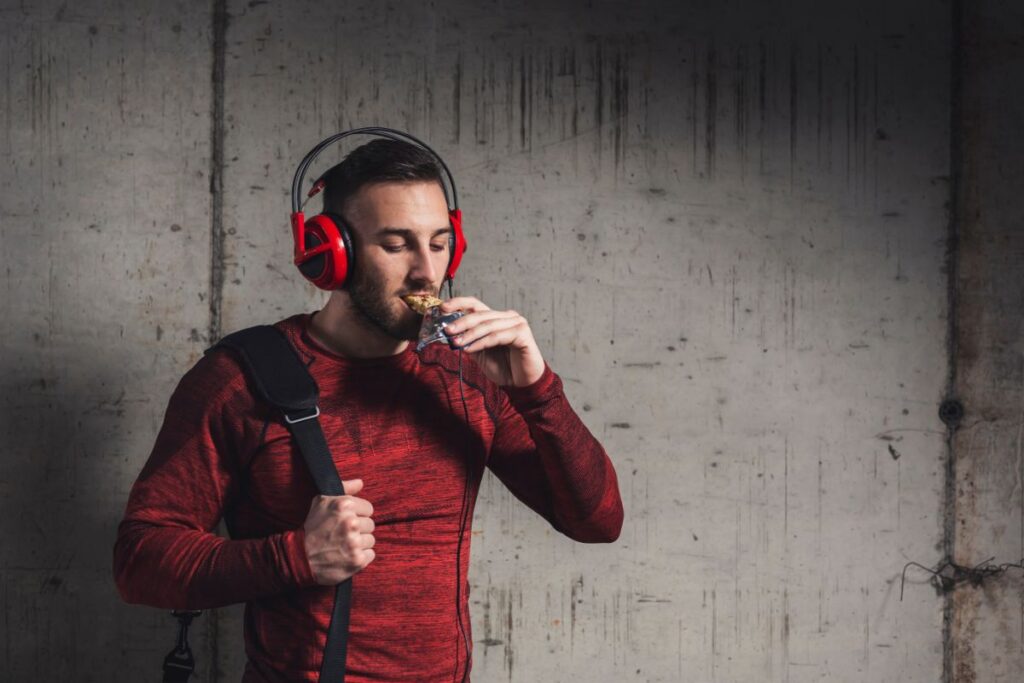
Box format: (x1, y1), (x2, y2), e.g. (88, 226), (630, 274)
(320, 139), (452, 341)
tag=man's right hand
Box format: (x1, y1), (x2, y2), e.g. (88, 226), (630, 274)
(302, 479), (376, 585)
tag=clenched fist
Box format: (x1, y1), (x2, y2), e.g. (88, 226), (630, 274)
(303, 479), (376, 585)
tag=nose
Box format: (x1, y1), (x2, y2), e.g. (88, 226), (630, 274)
(408, 241), (439, 285)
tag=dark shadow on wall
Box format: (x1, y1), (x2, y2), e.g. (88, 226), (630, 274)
(0, 338), (525, 678)
(0, 347), (196, 679)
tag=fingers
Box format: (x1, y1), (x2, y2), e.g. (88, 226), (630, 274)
(353, 531), (376, 550)
(438, 298), (531, 349)
(446, 313), (527, 350)
(317, 479), (372, 517)
(443, 310), (522, 346)
(304, 485), (378, 584)
(352, 515), (375, 533)
(326, 493), (373, 518)
(344, 513), (375, 546)
(443, 308), (519, 334)
(439, 296), (490, 314)
(326, 502), (375, 570)
(455, 321), (527, 352)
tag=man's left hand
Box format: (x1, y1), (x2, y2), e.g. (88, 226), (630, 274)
(438, 296), (546, 388)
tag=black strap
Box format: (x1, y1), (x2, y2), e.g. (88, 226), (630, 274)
(207, 325), (351, 683)
(213, 325), (319, 413)
(287, 416), (352, 681)
(162, 611), (201, 682)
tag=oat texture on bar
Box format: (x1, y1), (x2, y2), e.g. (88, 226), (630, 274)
(401, 294), (444, 314)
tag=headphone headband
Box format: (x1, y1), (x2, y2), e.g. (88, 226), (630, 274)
(290, 126), (459, 213)
(289, 127), (467, 290)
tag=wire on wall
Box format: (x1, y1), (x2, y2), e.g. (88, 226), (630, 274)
(900, 557), (1024, 600)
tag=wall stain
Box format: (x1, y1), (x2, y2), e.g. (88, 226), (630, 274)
(705, 42), (716, 180)
(789, 42), (798, 189)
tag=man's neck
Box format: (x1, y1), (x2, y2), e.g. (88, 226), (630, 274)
(307, 294), (409, 359)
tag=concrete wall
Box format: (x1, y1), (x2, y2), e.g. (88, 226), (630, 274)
(0, 1), (215, 679)
(950, 1), (1024, 681)
(1, 0), (1017, 681)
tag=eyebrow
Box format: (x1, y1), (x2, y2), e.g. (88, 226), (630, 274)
(375, 227), (451, 239)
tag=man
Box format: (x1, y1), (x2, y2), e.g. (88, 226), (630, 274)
(114, 137), (624, 682)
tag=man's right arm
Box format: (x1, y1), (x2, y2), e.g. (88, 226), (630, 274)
(112, 351), (319, 610)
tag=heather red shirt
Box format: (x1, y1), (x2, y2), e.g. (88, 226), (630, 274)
(114, 313), (623, 682)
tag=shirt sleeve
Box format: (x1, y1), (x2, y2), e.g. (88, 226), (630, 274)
(112, 351), (318, 610)
(485, 363), (624, 543)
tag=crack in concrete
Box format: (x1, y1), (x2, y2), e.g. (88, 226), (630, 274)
(208, 0), (228, 348)
(943, 1), (965, 682)
(205, 0), (229, 680)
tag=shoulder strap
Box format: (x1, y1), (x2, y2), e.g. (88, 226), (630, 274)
(205, 325), (352, 683)
(211, 325), (344, 496)
(212, 324), (317, 413)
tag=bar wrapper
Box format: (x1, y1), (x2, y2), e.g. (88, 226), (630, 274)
(415, 306), (465, 352)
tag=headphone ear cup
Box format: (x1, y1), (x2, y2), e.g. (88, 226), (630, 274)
(322, 212), (354, 286)
(298, 229), (327, 281)
(445, 208), (466, 281)
(297, 214), (350, 289)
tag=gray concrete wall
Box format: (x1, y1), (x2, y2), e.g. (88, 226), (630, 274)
(2, 0), (1017, 681)
(950, 1), (1024, 681)
(0, 1), (216, 679)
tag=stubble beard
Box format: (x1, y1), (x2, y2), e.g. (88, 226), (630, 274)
(347, 268), (430, 342)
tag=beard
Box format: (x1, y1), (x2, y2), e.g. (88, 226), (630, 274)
(347, 267), (432, 341)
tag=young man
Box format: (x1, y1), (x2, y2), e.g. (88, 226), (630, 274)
(113, 138), (624, 682)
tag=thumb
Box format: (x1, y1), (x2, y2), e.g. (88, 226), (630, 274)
(342, 478), (363, 496)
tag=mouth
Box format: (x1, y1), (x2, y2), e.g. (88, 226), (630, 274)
(400, 293), (444, 314)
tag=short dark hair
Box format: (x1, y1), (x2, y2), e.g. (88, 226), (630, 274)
(321, 138), (445, 217)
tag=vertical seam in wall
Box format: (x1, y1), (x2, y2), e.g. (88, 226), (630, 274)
(209, 0), (228, 346)
(942, 1), (963, 682)
(206, 0), (229, 680)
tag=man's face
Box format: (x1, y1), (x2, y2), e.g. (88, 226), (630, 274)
(342, 180), (452, 341)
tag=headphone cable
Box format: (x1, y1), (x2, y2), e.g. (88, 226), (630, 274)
(450, 276), (473, 683)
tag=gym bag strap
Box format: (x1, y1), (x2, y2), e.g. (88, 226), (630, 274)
(207, 324), (352, 683)
(162, 610), (201, 682)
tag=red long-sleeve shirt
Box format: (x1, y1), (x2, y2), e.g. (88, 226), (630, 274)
(114, 313), (623, 682)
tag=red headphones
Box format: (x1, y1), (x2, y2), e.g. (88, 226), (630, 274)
(289, 127), (467, 290)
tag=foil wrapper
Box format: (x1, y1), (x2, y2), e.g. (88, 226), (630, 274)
(415, 307), (466, 352)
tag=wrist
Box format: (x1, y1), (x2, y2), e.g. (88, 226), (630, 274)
(281, 528), (319, 589)
(504, 362), (558, 407)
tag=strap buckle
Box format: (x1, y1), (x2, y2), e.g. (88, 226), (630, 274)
(163, 611), (202, 682)
(284, 406), (321, 424)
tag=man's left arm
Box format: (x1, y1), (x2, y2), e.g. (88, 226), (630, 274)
(439, 297), (624, 543)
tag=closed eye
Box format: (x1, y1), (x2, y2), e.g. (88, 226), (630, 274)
(382, 243), (448, 253)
